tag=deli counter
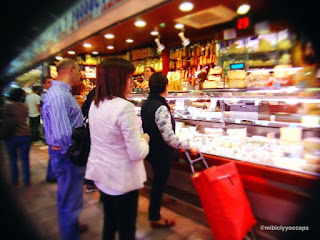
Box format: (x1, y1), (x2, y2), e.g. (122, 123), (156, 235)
(129, 87), (320, 239)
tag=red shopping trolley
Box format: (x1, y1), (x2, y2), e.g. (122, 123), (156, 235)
(185, 151), (257, 240)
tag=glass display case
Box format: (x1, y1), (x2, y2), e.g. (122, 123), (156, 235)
(129, 87), (320, 176)
(216, 30), (293, 75)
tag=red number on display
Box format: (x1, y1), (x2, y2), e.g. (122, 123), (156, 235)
(237, 17), (250, 30)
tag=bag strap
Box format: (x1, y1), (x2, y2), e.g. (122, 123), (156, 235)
(185, 150), (209, 173)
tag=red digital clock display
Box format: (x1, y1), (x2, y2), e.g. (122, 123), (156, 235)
(237, 16), (250, 30)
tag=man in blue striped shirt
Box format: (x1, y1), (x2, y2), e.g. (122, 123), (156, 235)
(42, 58), (87, 240)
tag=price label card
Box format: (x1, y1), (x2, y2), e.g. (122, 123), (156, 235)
(235, 119), (241, 123)
(192, 116), (197, 120)
(173, 114), (178, 118)
(206, 116), (211, 121)
(183, 115), (188, 119)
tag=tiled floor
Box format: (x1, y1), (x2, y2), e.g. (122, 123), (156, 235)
(0, 142), (214, 240)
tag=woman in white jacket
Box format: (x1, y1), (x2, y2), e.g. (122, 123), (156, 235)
(85, 58), (150, 240)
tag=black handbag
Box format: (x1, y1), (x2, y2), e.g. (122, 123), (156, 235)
(67, 117), (91, 166)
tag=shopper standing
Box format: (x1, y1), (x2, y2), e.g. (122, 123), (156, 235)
(85, 58), (149, 240)
(3, 87), (32, 186)
(42, 58), (87, 240)
(40, 76), (57, 183)
(141, 66), (156, 90)
(141, 73), (198, 228)
(25, 85), (41, 143)
(81, 87), (99, 193)
(71, 81), (86, 107)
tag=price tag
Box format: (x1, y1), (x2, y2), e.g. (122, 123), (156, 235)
(235, 119), (241, 123)
(183, 115), (188, 119)
(192, 116), (197, 120)
(173, 114), (178, 118)
(261, 121), (269, 126)
(206, 116), (211, 121)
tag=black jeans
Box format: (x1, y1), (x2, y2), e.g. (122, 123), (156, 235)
(148, 159), (171, 221)
(100, 189), (139, 240)
(29, 116), (40, 142)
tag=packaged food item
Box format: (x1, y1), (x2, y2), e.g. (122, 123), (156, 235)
(246, 71), (273, 87)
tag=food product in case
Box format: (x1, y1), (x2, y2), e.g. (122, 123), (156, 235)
(228, 70), (247, 88)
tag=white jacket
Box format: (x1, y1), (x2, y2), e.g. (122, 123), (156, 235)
(85, 97), (149, 193)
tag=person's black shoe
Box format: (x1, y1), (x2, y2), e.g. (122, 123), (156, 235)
(46, 178), (57, 183)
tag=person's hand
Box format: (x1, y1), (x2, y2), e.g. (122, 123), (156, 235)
(189, 146), (198, 155)
(141, 133), (150, 143)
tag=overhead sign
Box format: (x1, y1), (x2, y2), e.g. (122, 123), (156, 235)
(8, 0), (166, 76)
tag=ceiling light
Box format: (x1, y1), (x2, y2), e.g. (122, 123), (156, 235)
(83, 43), (92, 48)
(92, 51), (98, 55)
(150, 30), (159, 36)
(154, 38), (165, 52)
(67, 51), (75, 55)
(237, 4), (250, 15)
(126, 38), (134, 43)
(55, 56), (63, 61)
(104, 33), (114, 39)
(107, 45), (114, 50)
(178, 32), (190, 46)
(134, 19), (146, 27)
(179, 2), (194, 12)
(175, 23), (184, 29)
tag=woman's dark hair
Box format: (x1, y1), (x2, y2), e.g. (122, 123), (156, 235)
(72, 81), (86, 95)
(8, 87), (25, 102)
(197, 72), (207, 82)
(95, 58), (135, 106)
(149, 73), (168, 94)
(144, 66), (155, 72)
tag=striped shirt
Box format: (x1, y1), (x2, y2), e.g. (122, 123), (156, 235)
(42, 80), (83, 154)
(155, 105), (190, 150)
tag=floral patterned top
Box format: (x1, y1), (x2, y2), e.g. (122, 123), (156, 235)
(155, 105), (190, 150)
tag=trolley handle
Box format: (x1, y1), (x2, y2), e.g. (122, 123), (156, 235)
(185, 150), (209, 173)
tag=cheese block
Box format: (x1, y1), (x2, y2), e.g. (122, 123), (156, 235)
(208, 67), (222, 75)
(303, 137), (320, 152)
(229, 70), (247, 80)
(203, 80), (218, 88)
(207, 75), (221, 81)
(280, 127), (302, 144)
(228, 79), (245, 88)
(204, 128), (224, 134)
(227, 128), (247, 138)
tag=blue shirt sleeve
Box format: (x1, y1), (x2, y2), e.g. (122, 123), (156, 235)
(42, 92), (82, 154)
